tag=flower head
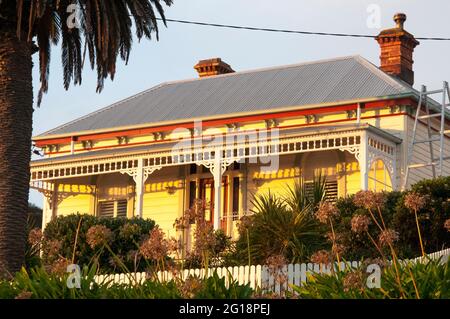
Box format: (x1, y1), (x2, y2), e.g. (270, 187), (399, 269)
(180, 276), (203, 298)
(28, 228), (43, 246)
(15, 291), (33, 299)
(315, 201), (339, 224)
(174, 200), (207, 230)
(237, 215), (253, 234)
(193, 221), (216, 256)
(404, 192), (427, 212)
(43, 239), (62, 260)
(343, 271), (365, 292)
(140, 226), (166, 260)
(86, 225), (113, 249)
(353, 191), (385, 210)
(351, 215), (371, 233)
(265, 254), (287, 269)
(310, 250), (332, 264)
(47, 257), (70, 276)
(444, 219), (450, 232)
(332, 243), (347, 256)
(119, 223), (142, 240)
(378, 229), (399, 247)
(265, 254), (288, 285)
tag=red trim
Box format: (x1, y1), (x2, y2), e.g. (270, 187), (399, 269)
(43, 112), (408, 156)
(35, 97), (414, 147)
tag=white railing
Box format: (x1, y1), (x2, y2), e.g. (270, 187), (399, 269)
(94, 248), (450, 292)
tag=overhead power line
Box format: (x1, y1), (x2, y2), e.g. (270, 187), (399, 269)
(156, 18), (450, 41)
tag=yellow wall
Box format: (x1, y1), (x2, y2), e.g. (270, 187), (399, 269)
(141, 166), (185, 237)
(57, 194), (94, 216)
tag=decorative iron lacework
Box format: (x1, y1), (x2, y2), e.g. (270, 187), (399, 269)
(31, 129), (366, 182)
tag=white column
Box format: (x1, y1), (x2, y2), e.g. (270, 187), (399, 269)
(41, 197), (51, 230)
(42, 182), (58, 230)
(213, 151), (222, 230)
(359, 132), (369, 190)
(134, 158), (145, 218)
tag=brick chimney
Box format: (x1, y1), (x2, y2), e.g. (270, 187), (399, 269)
(375, 13), (419, 86)
(194, 58), (234, 78)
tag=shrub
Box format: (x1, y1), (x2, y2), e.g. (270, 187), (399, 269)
(393, 177), (450, 256)
(226, 191), (326, 265)
(42, 214), (155, 273)
(334, 191), (403, 260)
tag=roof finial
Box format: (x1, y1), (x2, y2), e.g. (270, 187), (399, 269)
(394, 13), (406, 30)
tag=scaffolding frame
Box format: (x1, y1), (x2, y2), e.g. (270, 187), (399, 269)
(403, 81), (450, 189)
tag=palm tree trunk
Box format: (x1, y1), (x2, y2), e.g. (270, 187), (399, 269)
(0, 25), (34, 277)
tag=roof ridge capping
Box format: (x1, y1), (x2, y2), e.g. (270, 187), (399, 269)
(164, 55), (373, 86)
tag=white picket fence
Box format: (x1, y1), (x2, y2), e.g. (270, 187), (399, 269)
(94, 248), (450, 292)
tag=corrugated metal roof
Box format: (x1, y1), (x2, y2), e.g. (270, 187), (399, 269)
(38, 55), (414, 138)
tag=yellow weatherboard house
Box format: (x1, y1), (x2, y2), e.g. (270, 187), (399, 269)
(31, 14), (450, 243)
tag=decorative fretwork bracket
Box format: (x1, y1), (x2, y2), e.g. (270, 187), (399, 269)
(338, 145), (361, 162)
(120, 166), (162, 184)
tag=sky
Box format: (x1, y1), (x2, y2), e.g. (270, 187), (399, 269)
(29, 0), (450, 207)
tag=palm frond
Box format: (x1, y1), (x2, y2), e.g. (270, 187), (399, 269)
(16, 0), (172, 106)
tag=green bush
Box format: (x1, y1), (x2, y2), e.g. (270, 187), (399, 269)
(226, 190), (326, 265)
(43, 214), (155, 273)
(334, 191), (404, 260)
(333, 181), (450, 260)
(393, 177), (450, 256)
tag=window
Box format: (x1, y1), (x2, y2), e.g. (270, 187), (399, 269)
(369, 159), (392, 191)
(98, 199), (128, 218)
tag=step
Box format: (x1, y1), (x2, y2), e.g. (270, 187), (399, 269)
(408, 163), (437, 169)
(432, 156), (450, 161)
(418, 113), (441, 120)
(413, 137), (441, 144)
(423, 89), (444, 95)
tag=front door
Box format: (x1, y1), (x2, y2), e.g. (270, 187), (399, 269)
(199, 177), (228, 228)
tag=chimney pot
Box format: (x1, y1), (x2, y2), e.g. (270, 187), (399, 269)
(394, 13), (406, 29)
(375, 13), (419, 86)
(194, 58), (235, 78)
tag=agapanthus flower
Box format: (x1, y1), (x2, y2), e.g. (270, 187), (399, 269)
(343, 271), (365, 292)
(139, 226), (170, 260)
(315, 201), (339, 224)
(351, 215), (371, 233)
(353, 190), (385, 210)
(118, 223), (141, 239)
(404, 192), (427, 212)
(28, 228), (42, 246)
(378, 229), (399, 247)
(310, 250), (332, 264)
(444, 219), (450, 232)
(86, 225), (113, 249)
